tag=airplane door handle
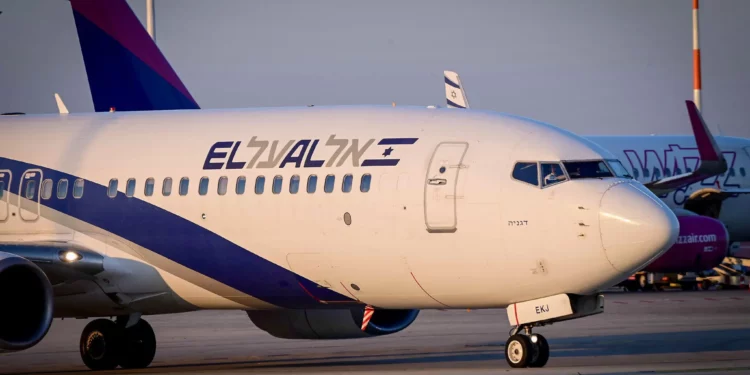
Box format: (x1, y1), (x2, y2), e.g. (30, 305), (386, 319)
(428, 178), (447, 185)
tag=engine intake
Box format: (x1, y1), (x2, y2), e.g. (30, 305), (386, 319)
(0, 252), (54, 352)
(248, 307), (419, 339)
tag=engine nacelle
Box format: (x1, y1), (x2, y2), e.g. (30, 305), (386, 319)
(0, 251), (54, 353)
(248, 307), (419, 339)
(643, 215), (729, 273)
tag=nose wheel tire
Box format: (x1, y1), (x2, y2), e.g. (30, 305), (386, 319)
(505, 334), (531, 368)
(119, 319), (157, 369)
(505, 333), (550, 368)
(528, 334), (550, 367)
(80, 319), (124, 371)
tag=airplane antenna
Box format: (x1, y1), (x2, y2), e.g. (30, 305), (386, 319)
(692, 0), (701, 112)
(146, 0), (155, 41)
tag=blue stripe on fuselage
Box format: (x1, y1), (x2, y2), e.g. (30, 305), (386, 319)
(0, 157), (353, 308)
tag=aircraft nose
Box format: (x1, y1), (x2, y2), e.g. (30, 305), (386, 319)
(599, 182), (679, 274)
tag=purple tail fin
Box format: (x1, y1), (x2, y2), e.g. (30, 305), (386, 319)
(70, 0), (199, 112)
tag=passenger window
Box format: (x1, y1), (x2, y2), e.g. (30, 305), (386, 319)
(664, 168), (671, 177)
(541, 163), (567, 187)
(126, 179), (136, 197)
(632, 168), (639, 179)
(686, 167), (693, 173)
(144, 178), (155, 197)
(307, 175), (317, 193)
(361, 174), (371, 192)
(512, 162), (539, 186)
(218, 176), (228, 196)
(324, 175), (335, 193)
(162, 177), (173, 196)
(729, 168), (736, 177)
(236, 176), (246, 195)
(272, 175), (283, 194)
(643, 169), (649, 178)
(342, 174), (353, 193)
(290, 175), (300, 194)
(255, 176), (265, 194)
(107, 179), (118, 198)
(57, 179), (69, 199)
(741, 167), (747, 177)
(73, 179), (84, 198)
(0, 181), (4, 200)
(674, 168), (682, 175)
(199, 177), (209, 196)
(41, 179), (53, 200)
(25, 180), (37, 200)
(179, 177), (189, 196)
(653, 168), (661, 179)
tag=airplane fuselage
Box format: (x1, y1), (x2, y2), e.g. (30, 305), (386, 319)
(0, 106), (675, 317)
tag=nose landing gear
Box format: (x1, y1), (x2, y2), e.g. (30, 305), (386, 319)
(505, 325), (549, 368)
(503, 293), (604, 368)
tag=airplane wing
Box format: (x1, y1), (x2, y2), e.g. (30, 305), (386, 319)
(643, 100), (736, 196)
(444, 71), (470, 109)
(0, 242), (104, 288)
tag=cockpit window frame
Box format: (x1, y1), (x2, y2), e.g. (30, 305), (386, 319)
(561, 159), (615, 180)
(539, 161), (570, 189)
(510, 160), (542, 188)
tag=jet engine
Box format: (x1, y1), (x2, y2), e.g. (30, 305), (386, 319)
(0, 252), (54, 352)
(248, 307), (419, 339)
(643, 214), (729, 273)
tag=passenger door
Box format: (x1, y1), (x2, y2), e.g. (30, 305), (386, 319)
(0, 170), (10, 222)
(424, 142), (468, 232)
(18, 169), (42, 222)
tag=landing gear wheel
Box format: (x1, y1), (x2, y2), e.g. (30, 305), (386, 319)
(638, 275), (652, 291)
(80, 319), (123, 370)
(119, 319), (156, 369)
(505, 334), (531, 368)
(624, 281), (639, 292)
(528, 334), (550, 367)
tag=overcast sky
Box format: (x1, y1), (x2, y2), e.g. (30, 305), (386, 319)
(0, 0), (748, 137)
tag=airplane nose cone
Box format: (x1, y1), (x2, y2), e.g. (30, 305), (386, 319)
(599, 182), (679, 274)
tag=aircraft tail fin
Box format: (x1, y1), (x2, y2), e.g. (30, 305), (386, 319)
(644, 100), (727, 195)
(444, 71), (470, 109)
(70, 0), (200, 112)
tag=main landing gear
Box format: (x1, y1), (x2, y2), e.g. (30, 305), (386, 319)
(79, 316), (156, 370)
(505, 325), (549, 368)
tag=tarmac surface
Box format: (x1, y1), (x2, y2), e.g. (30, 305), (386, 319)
(2, 290), (750, 374)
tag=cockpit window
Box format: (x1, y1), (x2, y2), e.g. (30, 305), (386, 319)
(563, 161), (613, 179)
(606, 160), (633, 179)
(512, 162), (539, 186)
(541, 163), (567, 187)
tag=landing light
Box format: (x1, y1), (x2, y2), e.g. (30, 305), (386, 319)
(530, 334), (539, 344)
(60, 251), (82, 263)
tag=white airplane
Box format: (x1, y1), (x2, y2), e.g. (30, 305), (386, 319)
(0, 3), (683, 370)
(0, 104), (679, 370)
(443, 71), (750, 242)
